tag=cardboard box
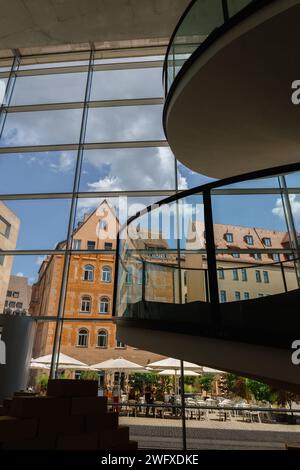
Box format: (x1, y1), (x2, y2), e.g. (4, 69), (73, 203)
(3, 435), (57, 450)
(57, 432), (98, 450)
(11, 396), (71, 418)
(38, 414), (85, 437)
(47, 379), (98, 397)
(71, 396), (107, 415)
(85, 412), (118, 432)
(0, 416), (38, 441)
(98, 426), (130, 449)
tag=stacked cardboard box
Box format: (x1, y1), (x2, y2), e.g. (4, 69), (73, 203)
(0, 380), (137, 450)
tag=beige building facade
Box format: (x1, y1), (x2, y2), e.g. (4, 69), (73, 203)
(0, 202), (20, 313)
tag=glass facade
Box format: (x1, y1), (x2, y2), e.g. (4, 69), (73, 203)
(0, 46), (181, 385)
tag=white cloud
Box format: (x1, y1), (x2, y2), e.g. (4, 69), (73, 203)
(84, 147), (185, 193)
(16, 272), (24, 277)
(49, 151), (75, 173)
(272, 194), (300, 221)
(0, 79), (6, 105)
(35, 256), (46, 266)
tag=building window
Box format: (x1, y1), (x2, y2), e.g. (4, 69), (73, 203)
(258, 293), (264, 298)
(16, 302), (23, 309)
(244, 235), (253, 245)
(235, 291), (241, 301)
(224, 233), (233, 243)
(125, 266), (133, 285)
(83, 264), (94, 281)
(272, 253), (280, 262)
(97, 329), (108, 348)
(220, 290), (227, 303)
(183, 271), (187, 286)
(9, 302), (16, 308)
(232, 269), (239, 281)
(263, 237), (272, 247)
(185, 293), (188, 303)
(101, 266), (112, 283)
(0, 215), (11, 239)
(99, 220), (108, 231)
(137, 269), (148, 285)
(72, 239), (81, 250)
(253, 253), (262, 261)
(116, 339), (125, 348)
(0, 254), (4, 266)
(87, 240), (96, 250)
(4, 301), (8, 307)
(232, 253), (240, 259)
(218, 268), (225, 280)
(241, 268), (247, 281)
(104, 242), (112, 250)
(7, 290), (12, 297)
(263, 271), (269, 283)
(244, 292), (250, 300)
(100, 297), (110, 314)
(12, 292), (19, 298)
(77, 329), (88, 347)
(81, 296), (91, 313)
(255, 270), (262, 283)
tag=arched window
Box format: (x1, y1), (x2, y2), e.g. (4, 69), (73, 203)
(83, 264), (94, 281)
(81, 296), (91, 313)
(99, 297), (110, 314)
(125, 266), (133, 285)
(77, 328), (88, 347)
(97, 329), (108, 348)
(101, 266), (112, 283)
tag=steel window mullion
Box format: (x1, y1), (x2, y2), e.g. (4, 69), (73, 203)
(0, 60), (164, 80)
(49, 47), (96, 379)
(0, 52), (20, 139)
(4, 97), (164, 113)
(0, 140), (169, 154)
(0, 189), (176, 200)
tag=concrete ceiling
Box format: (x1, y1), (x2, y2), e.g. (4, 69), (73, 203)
(0, 0), (189, 52)
(165, 0), (300, 178)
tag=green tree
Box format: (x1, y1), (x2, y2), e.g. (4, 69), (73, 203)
(80, 370), (99, 381)
(129, 372), (159, 393)
(245, 379), (274, 402)
(199, 374), (214, 393)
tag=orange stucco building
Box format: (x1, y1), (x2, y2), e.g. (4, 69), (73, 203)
(31, 201), (164, 367)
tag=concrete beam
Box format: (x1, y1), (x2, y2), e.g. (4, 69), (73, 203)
(0, 0), (189, 53)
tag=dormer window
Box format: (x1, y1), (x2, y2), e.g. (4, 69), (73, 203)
(244, 235), (253, 245)
(263, 237), (272, 247)
(224, 233), (233, 243)
(99, 220), (108, 231)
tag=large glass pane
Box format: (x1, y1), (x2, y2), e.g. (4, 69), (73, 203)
(85, 105), (165, 143)
(11, 73), (87, 105)
(177, 161), (214, 190)
(227, 0), (253, 17)
(0, 109), (82, 147)
(91, 68), (163, 101)
(80, 147), (176, 192)
(167, 0), (224, 90)
(0, 77), (8, 106)
(0, 151), (77, 194)
(212, 193), (299, 301)
(0, 199), (71, 250)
